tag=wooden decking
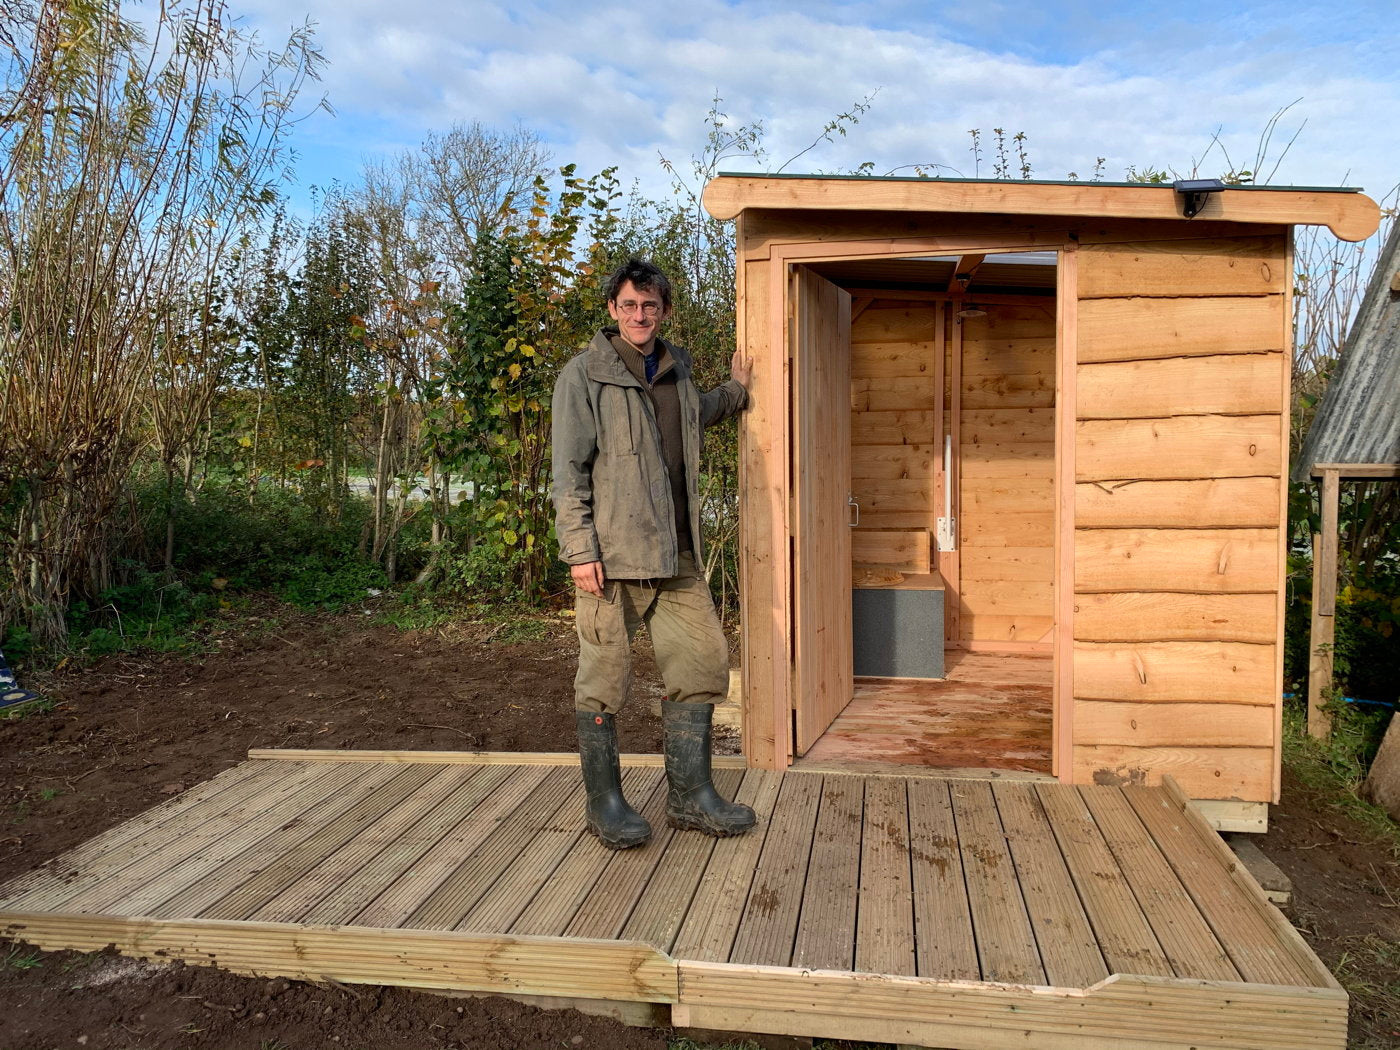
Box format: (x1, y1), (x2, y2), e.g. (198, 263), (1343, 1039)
(0, 750), (1345, 1050)
(799, 650), (1054, 773)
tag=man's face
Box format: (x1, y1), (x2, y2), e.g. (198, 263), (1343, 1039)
(607, 280), (669, 350)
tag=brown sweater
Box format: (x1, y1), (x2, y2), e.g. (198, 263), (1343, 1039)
(609, 332), (692, 554)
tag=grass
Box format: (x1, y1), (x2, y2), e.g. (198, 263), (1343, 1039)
(1282, 701), (1400, 1048)
(1, 945), (43, 971)
(1333, 935), (1400, 1050)
(1282, 702), (1400, 857)
(375, 595), (557, 644)
(0, 697), (54, 721)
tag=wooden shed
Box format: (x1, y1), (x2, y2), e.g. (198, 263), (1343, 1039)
(703, 175), (1381, 825)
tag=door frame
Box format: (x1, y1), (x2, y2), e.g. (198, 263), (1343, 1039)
(744, 235), (1078, 774)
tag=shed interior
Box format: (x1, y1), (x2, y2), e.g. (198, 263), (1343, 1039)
(790, 251), (1059, 774)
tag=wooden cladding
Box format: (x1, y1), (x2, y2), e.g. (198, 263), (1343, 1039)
(1071, 234), (1289, 801)
(1074, 592), (1278, 644)
(1074, 528), (1279, 593)
(1073, 641), (1277, 704)
(1076, 415), (1281, 481)
(1076, 237), (1287, 299)
(1077, 296), (1282, 363)
(1077, 353), (1284, 420)
(1072, 745), (1274, 800)
(1075, 477), (1279, 528)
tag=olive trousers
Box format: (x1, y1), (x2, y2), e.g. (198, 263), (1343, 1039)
(572, 552), (729, 714)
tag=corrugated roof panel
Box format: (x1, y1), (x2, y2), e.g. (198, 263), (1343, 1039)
(1293, 220), (1400, 479)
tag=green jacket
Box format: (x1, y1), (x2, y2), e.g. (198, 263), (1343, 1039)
(551, 329), (748, 579)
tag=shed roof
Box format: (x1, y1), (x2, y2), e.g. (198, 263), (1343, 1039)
(1293, 219), (1400, 480)
(703, 173), (1380, 242)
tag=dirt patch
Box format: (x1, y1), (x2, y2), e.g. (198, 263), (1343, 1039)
(0, 610), (680, 887)
(1261, 768), (1400, 1047)
(0, 950), (668, 1050)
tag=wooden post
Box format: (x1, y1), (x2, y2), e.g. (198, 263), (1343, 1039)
(1306, 469), (1341, 738)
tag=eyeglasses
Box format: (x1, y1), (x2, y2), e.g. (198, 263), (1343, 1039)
(614, 300), (663, 317)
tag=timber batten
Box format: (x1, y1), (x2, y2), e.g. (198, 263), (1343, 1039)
(0, 752), (1346, 1050)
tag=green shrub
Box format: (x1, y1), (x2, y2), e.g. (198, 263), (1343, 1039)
(279, 557), (388, 610)
(1284, 554), (1400, 707)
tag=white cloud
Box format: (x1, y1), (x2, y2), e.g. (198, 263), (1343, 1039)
(236, 0), (1400, 212)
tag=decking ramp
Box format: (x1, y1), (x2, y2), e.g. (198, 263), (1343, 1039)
(0, 751), (1344, 1049)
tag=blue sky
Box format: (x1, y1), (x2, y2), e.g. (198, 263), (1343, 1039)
(235, 0), (1400, 216)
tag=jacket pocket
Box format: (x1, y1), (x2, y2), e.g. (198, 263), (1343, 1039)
(598, 386), (638, 455)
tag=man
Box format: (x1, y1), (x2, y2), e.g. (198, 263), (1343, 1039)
(551, 258), (755, 849)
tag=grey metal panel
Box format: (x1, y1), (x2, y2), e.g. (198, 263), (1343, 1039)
(852, 588), (945, 679)
(1294, 219), (1400, 480)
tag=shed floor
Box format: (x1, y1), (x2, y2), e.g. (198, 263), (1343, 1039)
(0, 751), (1344, 1050)
(797, 650), (1053, 774)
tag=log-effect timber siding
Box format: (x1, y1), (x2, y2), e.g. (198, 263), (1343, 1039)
(960, 305), (1056, 644)
(1071, 236), (1289, 802)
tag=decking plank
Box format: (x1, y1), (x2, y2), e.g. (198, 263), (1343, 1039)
(0, 761), (318, 911)
(621, 768), (745, 952)
(252, 766), (482, 923)
(1035, 784), (1175, 977)
(855, 777), (916, 976)
(200, 764), (445, 921)
(144, 764), (408, 919)
(564, 773), (679, 940)
(353, 766), (552, 928)
(456, 776), (589, 934)
(1125, 784), (1328, 987)
(405, 767), (579, 930)
(728, 772), (823, 967)
(0, 761), (273, 906)
(791, 774), (863, 972)
(992, 782), (1109, 987)
(298, 765), (508, 926)
(670, 769), (783, 963)
(38, 762), (368, 915)
(949, 780), (1044, 984)
(1078, 786), (1239, 981)
(907, 778), (979, 981)
(509, 768), (665, 938)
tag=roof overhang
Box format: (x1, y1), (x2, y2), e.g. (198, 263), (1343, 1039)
(703, 174), (1381, 243)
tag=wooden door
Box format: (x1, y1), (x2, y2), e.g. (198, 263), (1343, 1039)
(792, 266), (853, 755)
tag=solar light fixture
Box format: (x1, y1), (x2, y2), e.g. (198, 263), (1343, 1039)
(1174, 178), (1227, 219)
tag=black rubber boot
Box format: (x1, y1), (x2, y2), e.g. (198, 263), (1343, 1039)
(576, 711), (651, 849)
(662, 700), (756, 836)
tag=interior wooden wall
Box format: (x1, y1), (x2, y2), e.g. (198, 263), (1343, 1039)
(850, 302), (940, 540)
(959, 304), (1057, 645)
(1070, 234), (1289, 802)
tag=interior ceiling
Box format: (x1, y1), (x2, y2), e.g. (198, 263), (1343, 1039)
(808, 253), (1056, 296)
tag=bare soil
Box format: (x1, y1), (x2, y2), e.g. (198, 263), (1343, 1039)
(2, 605), (1397, 1049)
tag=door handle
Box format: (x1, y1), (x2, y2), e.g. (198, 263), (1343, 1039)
(847, 494), (859, 528)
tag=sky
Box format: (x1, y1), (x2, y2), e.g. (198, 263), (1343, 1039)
(233, 0), (1400, 217)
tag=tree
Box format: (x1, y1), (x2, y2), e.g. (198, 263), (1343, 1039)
(0, 0), (322, 645)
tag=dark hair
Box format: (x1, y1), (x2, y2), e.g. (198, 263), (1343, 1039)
(604, 258), (672, 310)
